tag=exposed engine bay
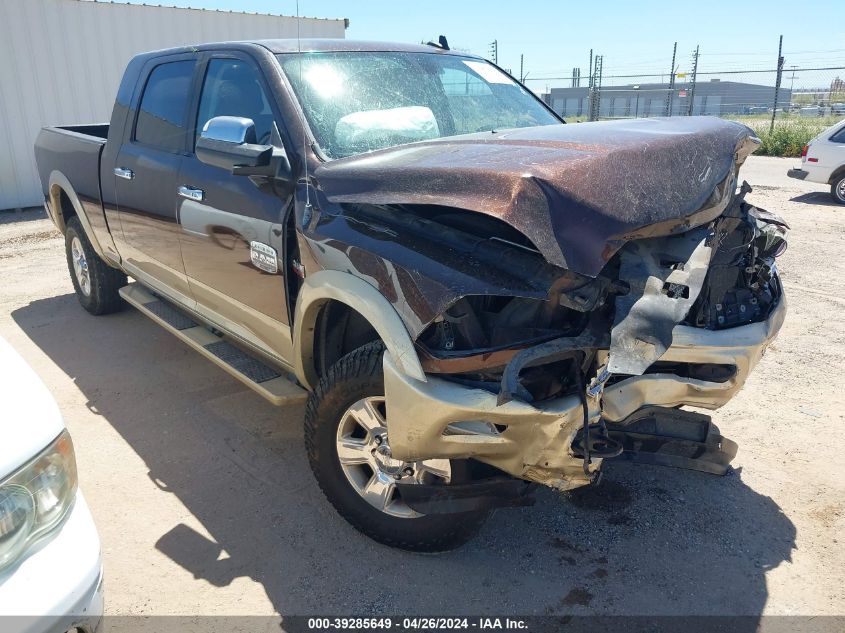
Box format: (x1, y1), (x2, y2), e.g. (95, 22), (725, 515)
(416, 184), (786, 406)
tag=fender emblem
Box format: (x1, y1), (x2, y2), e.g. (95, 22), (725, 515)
(250, 241), (278, 274)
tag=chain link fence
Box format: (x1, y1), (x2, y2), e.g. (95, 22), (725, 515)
(522, 42), (845, 155)
(532, 68), (845, 121)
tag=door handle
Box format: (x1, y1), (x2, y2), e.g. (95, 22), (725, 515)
(177, 185), (205, 202)
(114, 167), (134, 180)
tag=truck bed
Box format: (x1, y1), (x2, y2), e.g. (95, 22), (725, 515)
(33, 124), (113, 254)
(34, 124), (109, 214)
(51, 123), (110, 140)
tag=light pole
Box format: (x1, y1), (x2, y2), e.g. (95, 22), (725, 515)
(633, 85), (640, 118)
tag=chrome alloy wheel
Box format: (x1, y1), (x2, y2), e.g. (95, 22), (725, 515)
(335, 396), (451, 518)
(70, 236), (91, 296)
(837, 178), (845, 203)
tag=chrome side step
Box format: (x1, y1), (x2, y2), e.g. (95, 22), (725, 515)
(119, 283), (307, 406)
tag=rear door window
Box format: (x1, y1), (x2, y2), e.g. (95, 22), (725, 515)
(134, 60), (196, 152)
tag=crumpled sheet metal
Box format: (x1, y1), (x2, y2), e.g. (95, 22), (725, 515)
(748, 204), (790, 253)
(315, 117), (759, 278)
(382, 353), (598, 490)
(607, 224), (714, 375)
(382, 296), (786, 490)
(600, 296), (786, 421)
(299, 224), (552, 339)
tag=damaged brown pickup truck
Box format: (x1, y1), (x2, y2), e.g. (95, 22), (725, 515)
(34, 39), (787, 551)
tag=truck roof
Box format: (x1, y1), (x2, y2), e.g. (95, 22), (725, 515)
(132, 39), (477, 60)
(260, 38), (474, 56)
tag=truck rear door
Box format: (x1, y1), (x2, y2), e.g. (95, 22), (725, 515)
(113, 54), (197, 305)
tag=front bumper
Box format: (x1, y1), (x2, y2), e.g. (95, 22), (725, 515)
(0, 492), (104, 633)
(384, 297), (786, 490)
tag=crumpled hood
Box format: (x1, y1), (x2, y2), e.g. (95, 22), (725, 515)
(315, 116), (759, 277)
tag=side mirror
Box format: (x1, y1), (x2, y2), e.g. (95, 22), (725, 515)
(196, 116), (273, 173)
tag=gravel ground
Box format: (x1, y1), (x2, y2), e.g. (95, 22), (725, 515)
(0, 156), (843, 621)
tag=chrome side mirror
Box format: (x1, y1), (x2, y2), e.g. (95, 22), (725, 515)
(202, 116), (257, 144)
(196, 116), (272, 172)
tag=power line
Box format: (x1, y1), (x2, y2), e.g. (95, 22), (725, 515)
(524, 65), (845, 82)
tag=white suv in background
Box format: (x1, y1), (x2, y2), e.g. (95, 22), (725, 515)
(0, 336), (103, 633)
(788, 118), (845, 204)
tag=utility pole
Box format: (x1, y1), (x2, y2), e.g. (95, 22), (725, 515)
(771, 35), (784, 132)
(687, 45), (699, 116)
(586, 48), (593, 119)
(665, 41), (677, 117)
(488, 39), (498, 65)
(519, 54), (524, 83)
(589, 54), (603, 121)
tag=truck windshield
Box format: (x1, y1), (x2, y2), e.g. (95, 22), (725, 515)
(277, 52), (560, 159)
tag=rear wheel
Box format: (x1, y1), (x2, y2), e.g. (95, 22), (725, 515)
(304, 341), (489, 551)
(832, 175), (845, 205)
(65, 217), (126, 315)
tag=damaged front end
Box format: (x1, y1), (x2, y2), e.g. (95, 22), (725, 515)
(381, 186), (786, 496)
(302, 117), (788, 505)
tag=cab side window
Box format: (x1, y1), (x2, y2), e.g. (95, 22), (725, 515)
(831, 126), (845, 143)
(134, 60), (195, 152)
(196, 59), (275, 145)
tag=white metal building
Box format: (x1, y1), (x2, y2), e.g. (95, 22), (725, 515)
(0, 0), (347, 210)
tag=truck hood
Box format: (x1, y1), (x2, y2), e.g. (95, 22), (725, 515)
(315, 116), (759, 277)
(0, 336), (65, 478)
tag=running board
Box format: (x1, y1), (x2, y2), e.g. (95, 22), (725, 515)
(119, 284), (307, 406)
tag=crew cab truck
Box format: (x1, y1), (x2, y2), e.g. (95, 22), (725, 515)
(35, 39), (788, 551)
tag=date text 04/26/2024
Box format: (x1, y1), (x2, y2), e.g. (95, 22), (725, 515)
(306, 618), (528, 630)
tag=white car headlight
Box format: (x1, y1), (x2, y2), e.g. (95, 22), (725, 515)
(0, 430), (77, 572)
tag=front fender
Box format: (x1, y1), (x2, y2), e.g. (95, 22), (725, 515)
(292, 269), (426, 390)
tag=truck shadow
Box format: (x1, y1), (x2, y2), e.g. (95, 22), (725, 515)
(13, 294), (795, 620)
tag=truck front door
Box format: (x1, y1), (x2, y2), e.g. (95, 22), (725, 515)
(114, 55), (197, 306)
(177, 53), (294, 363)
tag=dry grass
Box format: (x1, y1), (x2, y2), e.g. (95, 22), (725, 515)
(731, 115), (839, 157)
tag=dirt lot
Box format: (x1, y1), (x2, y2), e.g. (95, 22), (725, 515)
(1, 156), (843, 620)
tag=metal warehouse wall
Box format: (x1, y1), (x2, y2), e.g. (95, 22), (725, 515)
(0, 0), (346, 210)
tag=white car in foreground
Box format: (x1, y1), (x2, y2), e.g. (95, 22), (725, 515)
(0, 337), (103, 633)
(788, 117), (845, 204)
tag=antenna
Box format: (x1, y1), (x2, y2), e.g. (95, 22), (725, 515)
(296, 0), (312, 212)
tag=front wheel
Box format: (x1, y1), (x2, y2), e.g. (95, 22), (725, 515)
(304, 341), (489, 551)
(832, 175), (845, 205)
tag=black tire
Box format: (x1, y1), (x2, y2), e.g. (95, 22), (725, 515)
(65, 216), (126, 315)
(304, 341), (489, 551)
(832, 175), (845, 205)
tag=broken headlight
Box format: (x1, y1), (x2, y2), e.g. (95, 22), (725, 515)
(685, 203), (787, 330)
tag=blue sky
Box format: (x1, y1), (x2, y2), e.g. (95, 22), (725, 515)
(123, 0), (845, 89)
